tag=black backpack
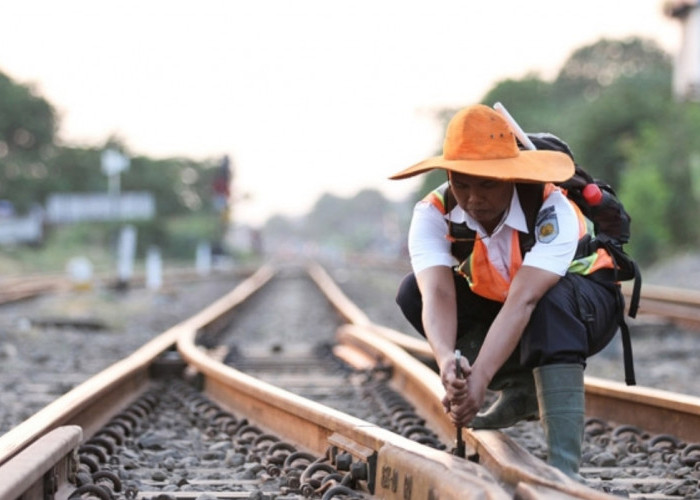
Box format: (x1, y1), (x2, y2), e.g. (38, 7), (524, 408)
(528, 133), (641, 385)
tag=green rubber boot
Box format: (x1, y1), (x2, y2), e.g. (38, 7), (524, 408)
(533, 364), (585, 479)
(469, 370), (540, 429)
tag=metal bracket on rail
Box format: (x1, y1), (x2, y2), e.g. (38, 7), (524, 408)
(0, 426), (83, 499)
(327, 433), (378, 493)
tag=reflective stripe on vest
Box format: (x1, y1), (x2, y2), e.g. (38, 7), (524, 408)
(562, 186), (615, 275)
(425, 190), (447, 215)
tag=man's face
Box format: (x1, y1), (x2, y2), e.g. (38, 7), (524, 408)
(448, 172), (514, 231)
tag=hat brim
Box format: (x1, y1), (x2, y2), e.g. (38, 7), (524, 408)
(389, 150), (574, 183)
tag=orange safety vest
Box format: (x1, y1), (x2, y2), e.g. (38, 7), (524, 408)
(424, 183), (615, 302)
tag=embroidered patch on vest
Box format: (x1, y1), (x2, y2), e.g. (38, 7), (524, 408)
(535, 206), (559, 243)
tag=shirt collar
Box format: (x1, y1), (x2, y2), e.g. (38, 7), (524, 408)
(451, 187), (529, 236)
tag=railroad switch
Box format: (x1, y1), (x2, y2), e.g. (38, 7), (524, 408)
(148, 348), (187, 379)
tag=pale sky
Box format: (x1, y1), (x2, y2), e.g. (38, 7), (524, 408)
(1, 1), (681, 227)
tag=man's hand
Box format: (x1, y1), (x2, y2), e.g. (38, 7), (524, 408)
(451, 370), (489, 426)
(440, 353), (471, 415)
(441, 354), (490, 427)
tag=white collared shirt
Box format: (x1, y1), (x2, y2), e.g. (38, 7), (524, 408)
(408, 183), (579, 279)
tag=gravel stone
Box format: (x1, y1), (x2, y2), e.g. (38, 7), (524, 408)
(3, 259), (700, 497)
(0, 274), (242, 435)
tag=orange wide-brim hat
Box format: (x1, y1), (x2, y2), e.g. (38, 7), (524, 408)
(389, 104), (575, 183)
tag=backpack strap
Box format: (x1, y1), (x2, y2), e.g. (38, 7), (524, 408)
(618, 289), (637, 385)
(444, 187), (475, 261)
(595, 240), (641, 385)
(513, 183), (543, 253)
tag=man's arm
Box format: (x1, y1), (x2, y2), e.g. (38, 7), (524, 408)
(451, 265), (561, 425)
(415, 265), (470, 411)
(415, 265), (458, 369)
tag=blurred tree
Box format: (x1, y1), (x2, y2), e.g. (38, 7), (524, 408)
(0, 70), (58, 212)
(555, 37), (672, 101)
(49, 147), (107, 191)
(0, 69), (222, 220)
(620, 103), (700, 262)
(4, 35), (699, 268)
(564, 68), (673, 188)
(122, 155), (215, 216)
(0, 71), (56, 154)
(304, 189), (391, 251)
(618, 125), (674, 263)
(480, 74), (558, 131)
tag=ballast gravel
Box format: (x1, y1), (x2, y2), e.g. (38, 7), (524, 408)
(0, 273), (243, 435)
(2, 259), (700, 498)
(2, 261), (700, 433)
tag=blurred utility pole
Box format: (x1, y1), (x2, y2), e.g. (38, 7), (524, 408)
(101, 148), (131, 218)
(211, 154), (233, 255)
(212, 154), (232, 215)
(666, 0), (700, 101)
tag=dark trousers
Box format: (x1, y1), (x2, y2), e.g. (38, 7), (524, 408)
(395, 270), (619, 377)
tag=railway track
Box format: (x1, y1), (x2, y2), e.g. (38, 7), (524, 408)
(1, 263), (699, 499)
(0, 267), (252, 306)
(622, 282), (700, 330)
(0, 273), (69, 304)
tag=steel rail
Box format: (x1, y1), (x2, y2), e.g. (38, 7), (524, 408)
(179, 262), (619, 498)
(346, 299), (700, 443)
(0, 267), (252, 305)
(0, 273), (69, 304)
(0, 264), (507, 499)
(179, 318), (508, 499)
(336, 324), (619, 500)
(0, 262), (273, 465)
(308, 264), (700, 445)
(0, 265), (274, 499)
(308, 263), (616, 499)
(4, 262), (697, 499)
(303, 264), (700, 331)
(178, 264), (514, 499)
(585, 376), (700, 443)
(621, 281), (700, 329)
(0, 426), (82, 500)
(313, 265), (700, 491)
